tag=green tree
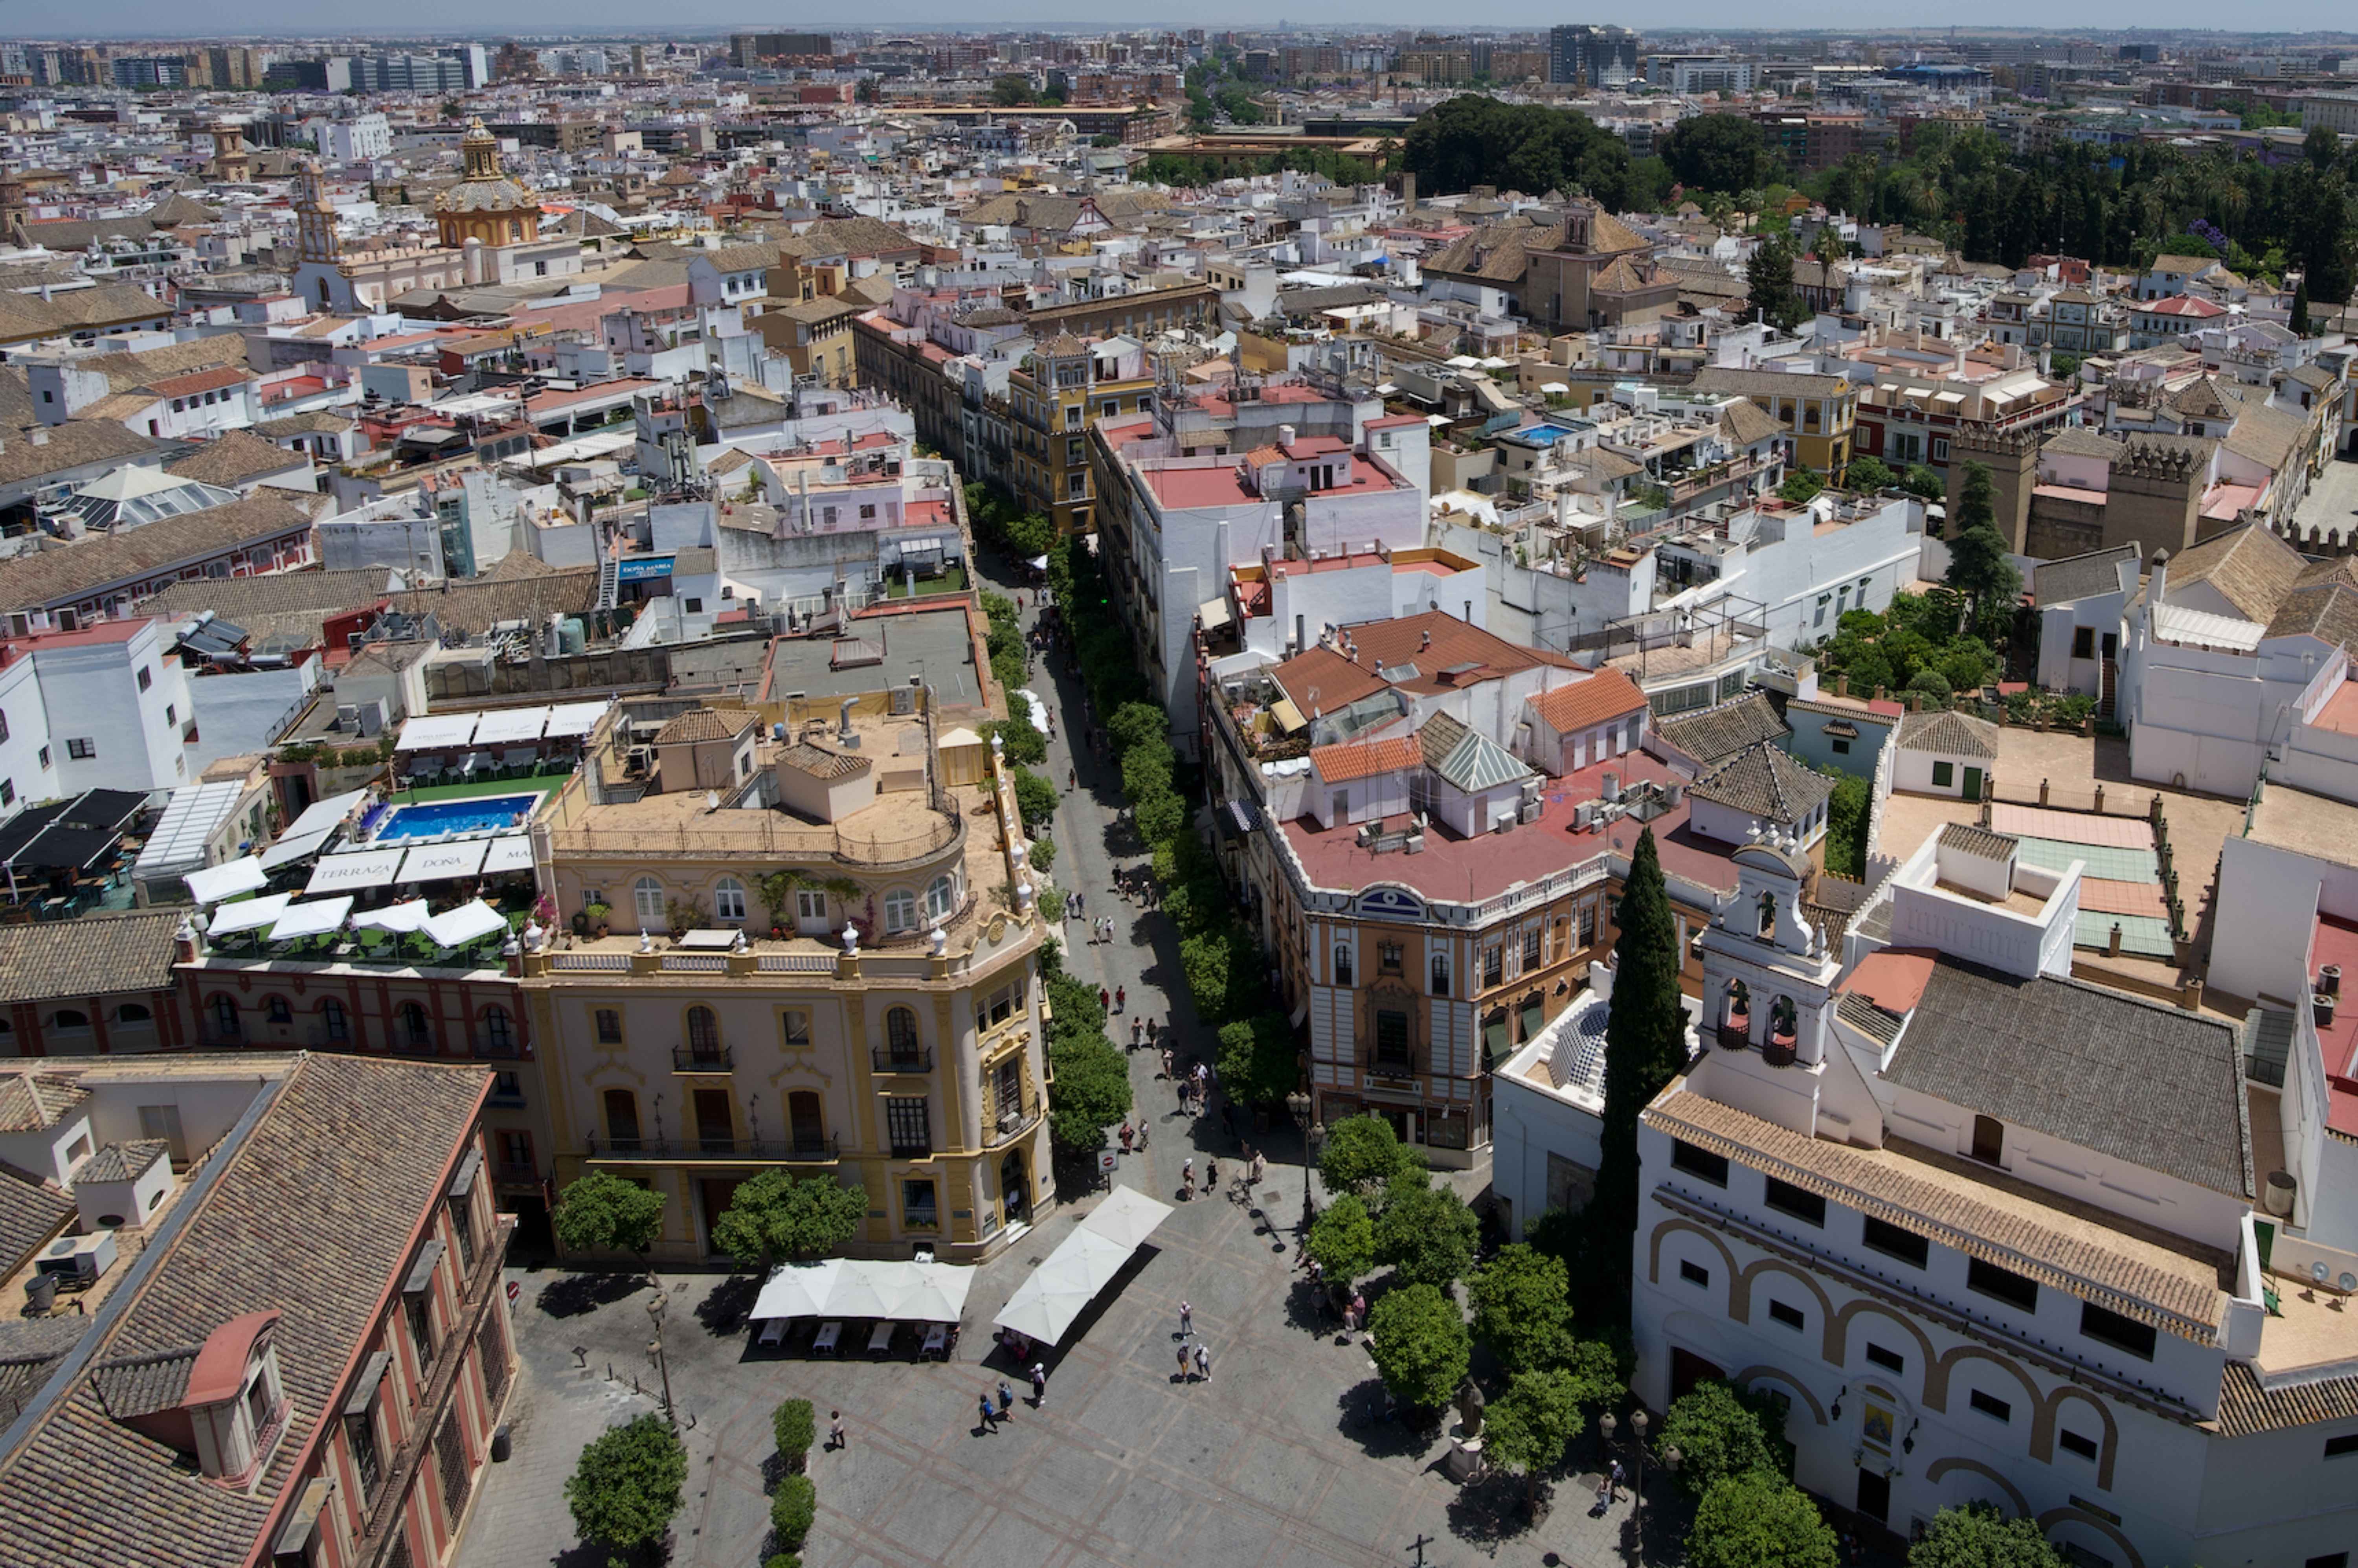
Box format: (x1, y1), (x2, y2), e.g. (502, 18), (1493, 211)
(1906, 668), (1954, 708)
(1484, 1367), (1592, 1516)
(1843, 454), (1895, 492)
(1660, 1379), (1795, 1498)
(1466, 1244), (1576, 1374)
(565, 1414), (687, 1562)
(1822, 773), (1873, 877)
(982, 715), (1047, 767)
(772, 1398), (817, 1471)
(1944, 462), (2024, 631)
(552, 1169), (668, 1274)
(1909, 1503), (2066, 1568)
(1003, 510), (1057, 557)
(769, 1473), (817, 1551)
(1686, 1471), (1840, 1568)
(1107, 700), (1170, 756)
(1305, 1192), (1376, 1280)
(1319, 1113), (1421, 1198)
(1216, 1012), (1300, 1105)
(1133, 786), (1185, 846)
(2292, 273), (2312, 336)
(1582, 828), (1688, 1320)
(711, 1170), (866, 1269)
(990, 74), (1038, 106)
(1901, 463), (1947, 503)
(1778, 466), (1825, 504)
(1011, 767), (1058, 827)
(1374, 1178), (1478, 1289)
(1366, 1282), (1470, 1409)
(1046, 1030), (1130, 1152)
(1747, 232), (1807, 331)
(1663, 112), (1776, 195)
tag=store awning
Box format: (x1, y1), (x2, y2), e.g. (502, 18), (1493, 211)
(395, 713), (480, 753)
(1196, 596), (1232, 632)
(1078, 1184), (1172, 1251)
(353, 899), (431, 933)
(1484, 1015), (1512, 1067)
(400, 840), (490, 885)
(258, 827), (334, 873)
(184, 858), (267, 905)
(1270, 698), (1306, 734)
(1519, 998), (1544, 1045)
(305, 849), (405, 895)
(480, 835), (535, 875)
(993, 1226), (1135, 1344)
(749, 1258), (976, 1325)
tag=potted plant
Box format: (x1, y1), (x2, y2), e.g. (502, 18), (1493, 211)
(583, 901), (612, 938)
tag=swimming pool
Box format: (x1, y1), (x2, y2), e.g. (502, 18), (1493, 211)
(375, 793), (542, 842)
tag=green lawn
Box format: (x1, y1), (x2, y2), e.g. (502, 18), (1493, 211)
(884, 564), (968, 599)
(391, 773), (562, 806)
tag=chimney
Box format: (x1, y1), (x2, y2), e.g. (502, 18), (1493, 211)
(1293, 612), (1306, 654)
(1400, 170), (1416, 211)
(1420, 629), (1431, 651)
(837, 697), (859, 747)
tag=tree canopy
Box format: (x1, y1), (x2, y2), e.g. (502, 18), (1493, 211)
(711, 1170), (867, 1270)
(1398, 95), (1637, 207)
(1466, 1244), (1577, 1374)
(565, 1414), (687, 1559)
(1046, 1028), (1130, 1153)
(1373, 1176), (1478, 1289)
(1659, 1379), (1796, 1498)
(1319, 1113), (1424, 1198)
(1943, 462), (2024, 632)
(553, 1170), (667, 1268)
(1666, 114), (1779, 201)
(1366, 1282), (1471, 1409)
(1305, 1192), (1377, 1281)
(1908, 1504), (2066, 1568)
(1686, 1471), (1840, 1568)
(1483, 1368), (1594, 1515)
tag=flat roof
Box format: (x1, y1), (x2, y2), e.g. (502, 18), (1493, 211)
(766, 604), (979, 707)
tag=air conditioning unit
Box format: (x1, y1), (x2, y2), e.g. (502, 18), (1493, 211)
(1518, 799), (1544, 825)
(889, 687), (916, 716)
(35, 1230), (118, 1282)
(997, 1109), (1023, 1134)
(1574, 801), (1596, 832)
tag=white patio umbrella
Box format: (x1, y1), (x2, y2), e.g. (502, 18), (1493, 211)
(823, 1259), (913, 1320)
(891, 1263), (976, 1324)
(1077, 1184), (1173, 1251)
(751, 1259), (845, 1322)
(993, 1227), (1134, 1343)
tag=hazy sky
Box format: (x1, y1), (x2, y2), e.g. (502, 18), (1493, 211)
(50, 2), (2358, 39)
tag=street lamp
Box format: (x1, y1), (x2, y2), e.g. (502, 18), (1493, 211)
(645, 1291), (675, 1424)
(1284, 1091), (1324, 1243)
(1600, 1408), (1680, 1561)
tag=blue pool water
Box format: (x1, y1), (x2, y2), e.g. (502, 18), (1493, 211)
(376, 793), (541, 841)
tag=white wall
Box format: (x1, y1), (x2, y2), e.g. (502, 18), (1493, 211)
(34, 621), (191, 795)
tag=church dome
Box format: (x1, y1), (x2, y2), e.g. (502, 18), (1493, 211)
(433, 120), (537, 219)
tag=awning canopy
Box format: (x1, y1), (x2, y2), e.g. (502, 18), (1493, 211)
(400, 840), (489, 884)
(207, 892), (294, 936)
(544, 700), (612, 739)
(258, 826), (334, 873)
(993, 1227), (1135, 1344)
(395, 714), (479, 753)
(184, 858), (267, 905)
(305, 848), (405, 895)
(480, 835), (535, 875)
(1196, 596), (1232, 632)
(1484, 1015), (1511, 1067)
(749, 1258), (976, 1325)
(422, 899), (507, 948)
(353, 899), (431, 933)
(470, 706), (550, 745)
(269, 897), (352, 942)
(1077, 1184), (1172, 1251)
(283, 788), (369, 842)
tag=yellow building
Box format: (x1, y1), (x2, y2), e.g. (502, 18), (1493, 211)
(522, 696), (1057, 1264)
(1689, 366), (1858, 479)
(1008, 332), (1157, 536)
(435, 119), (542, 249)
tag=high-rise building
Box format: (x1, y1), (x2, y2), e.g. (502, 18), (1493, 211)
(1548, 24), (1640, 89)
(110, 55), (189, 89)
(731, 32), (833, 68)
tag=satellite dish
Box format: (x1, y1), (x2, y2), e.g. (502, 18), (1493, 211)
(2315, 1261), (2333, 1283)
(2343, 1272), (2358, 1294)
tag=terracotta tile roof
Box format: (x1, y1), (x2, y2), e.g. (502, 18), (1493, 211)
(0, 422), (160, 489)
(2217, 1357), (2358, 1438)
(0, 492), (320, 616)
(1895, 708), (2000, 761)
(1654, 692), (1789, 768)
(1309, 732), (1422, 783)
(72, 1140), (168, 1184)
(0, 909), (183, 1004)
(653, 707), (755, 745)
(1528, 669), (1649, 734)
(0, 1071), (90, 1132)
(0, 1055), (490, 1568)
(163, 430), (307, 490)
(778, 742), (870, 779)
(1645, 1090), (2229, 1341)
(1688, 740), (1833, 825)
(2163, 522), (2304, 625)
(1341, 611), (1573, 696)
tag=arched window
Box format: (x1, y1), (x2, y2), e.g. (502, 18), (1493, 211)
(1769, 996), (1798, 1039)
(264, 996), (291, 1025)
(713, 877), (746, 922)
(633, 877), (665, 930)
(1724, 979), (1750, 1027)
(400, 1002), (432, 1051)
(483, 1005), (513, 1054)
(603, 1088), (641, 1150)
(114, 1003), (152, 1027)
(883, 888), (917, 933)
(508, 218), (523, 242)
(885, 1006), (921, 1065)
(319, 999), (347, 1042)
(50, 1008), (89, 1032)
(685, 1006), (720, 1061)
(924, 874), (957, 923)
(1756, 890), (1778, 938)
(210, 995), (239, 1039)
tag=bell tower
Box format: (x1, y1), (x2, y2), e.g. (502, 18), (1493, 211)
(294, 160), (341, 266)
(1693, 830), (1845, 1135)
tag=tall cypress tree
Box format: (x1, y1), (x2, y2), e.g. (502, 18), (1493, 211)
(1581, 828), (1691, 1321)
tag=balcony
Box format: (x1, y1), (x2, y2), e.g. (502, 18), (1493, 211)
(671, 1045), (734, 1073)
(587, 1134), (839, 1162)
(872, 1047), (933, 1074)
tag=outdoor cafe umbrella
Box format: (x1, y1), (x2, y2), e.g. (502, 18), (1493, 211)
(750, 1259), (845, 1322)
(821, 1260), (911, 1321)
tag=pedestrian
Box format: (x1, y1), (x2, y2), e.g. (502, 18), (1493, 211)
(1181, 1158), (1196, 1199)
(1018, 592), (1027, 613)
(998, 1381), (1016, 1419)
(1030, 1362), (1047, 1407)
(1350, 1291), (1366, 1332)
(1076, 891), (1085, 917)
(1159, 1045), (1173, 1079)
(1249, 1149), (1267, 1188)
(828, 1410), (846, 1450)
(1131, 1017), (1143, 1050)
(1068, 766), (1076, 791)
(1609, 1458), (1627, 1502)
(1135, 1117), (1149, 1149)
(1179, 1299), (1193, 1336)
(980, 1390), (998, 1430)
(1205, 1155), (1219, 1191)
(1120, 1120), (1134, 1153)
(1099, 986), (1111, 1012)
(1115, 985), (1126, 1014)
(1194, 1342), (1210, 1382)
(1178, 1343), (1194, 1381)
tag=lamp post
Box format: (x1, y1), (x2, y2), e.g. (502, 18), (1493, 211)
(646, 1291), (675, 1425)
(1599, 1408), (1680, 1562)
(1285, 1090), (1324, 1243)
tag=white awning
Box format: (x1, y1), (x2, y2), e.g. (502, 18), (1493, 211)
(268, 897), (352, 941)
(1196, 596), (1232, 632)
(284, 788), (370, 841)
(750, 1260), (844, 1322)
(992, 1222), (1138, 1344)
(305, 849), (406, 895)
(1076, 1184), (1172, 1251)
(206, 892), (294, 936)
(470, 706), (551, 745)
(353, 899), (431, 933)
(395, 713), (481, 752)
(748, 1258), (976, 1325)
(544, 700), (612, 738)
(422, 899), (507, 948)
(184, 858), (267, 905)
(258, 827), (334, 873)
(399, 840), (490, 884)
(480, 835), (535, 875)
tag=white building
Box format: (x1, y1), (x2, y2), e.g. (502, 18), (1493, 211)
(0, 617), (195, 813)
(1631, 819), (2358, 1567)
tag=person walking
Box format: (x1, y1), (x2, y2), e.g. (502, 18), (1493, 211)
(1114, 985), (1126, 1014)
(1119, 1120), (1134, 1154)
(1030, 1362), (1048, 1408)
(1159, 1045), (1174, 1080)
(1068, 766), (1076, 791)
(980, 1390), (999, 1431)
(998, 1382), (1016, 1420)
(1181, 1160), (1196, 1200)
(1194, 1342), (1211, 1383)
(1177, 1343), (1193, 1381)
(827, 1410), (846, 1451)
(1205, 1155), (1219, 1192)
(1131, 1017), (1142, 1050)
(1099, 986), (1111, 1012)
(1249, 1149), (1267, 1190)
(1179, 1300), (1193, 1337)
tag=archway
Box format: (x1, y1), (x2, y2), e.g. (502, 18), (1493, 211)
(1001, 1148), (1030, 1225)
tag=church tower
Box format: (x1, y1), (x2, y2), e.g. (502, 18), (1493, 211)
(294, 160), (342, 266)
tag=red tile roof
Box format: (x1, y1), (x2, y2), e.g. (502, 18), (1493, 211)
(1309, 733), (1422, 783)
(1528, 669), (1648, 733)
